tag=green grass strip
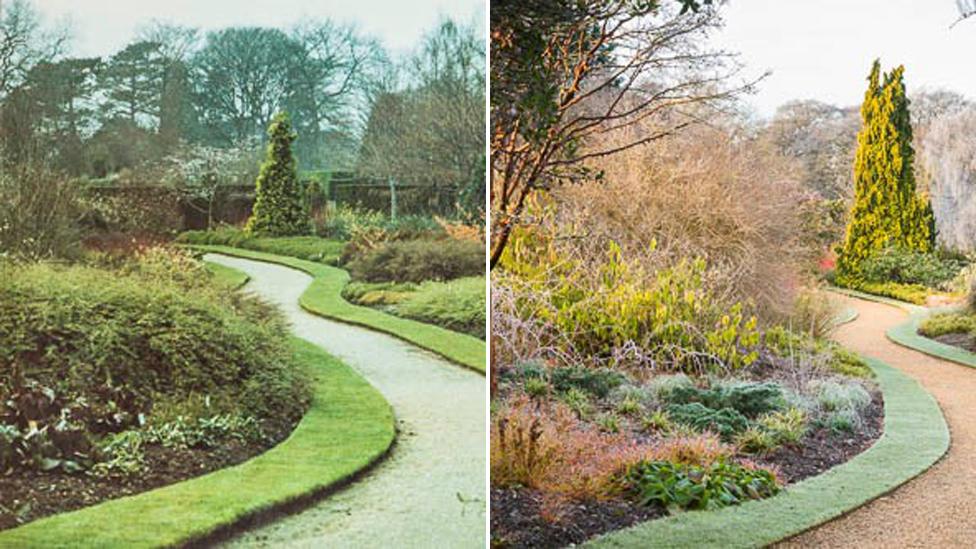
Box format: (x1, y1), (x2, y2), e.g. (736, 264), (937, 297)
(187, 244), (486, 374)
(0, 337), (395, 548)
(829, 286), (976, 369)
(833, 306), (859, 328)
(205, 260), (250, 289)
(587, 354), (948, 548)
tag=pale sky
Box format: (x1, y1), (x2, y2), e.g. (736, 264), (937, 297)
(712, 0), (976, 117)
(35, 0), (485, 56)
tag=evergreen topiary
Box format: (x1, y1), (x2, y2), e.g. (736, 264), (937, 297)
(836, 61), (934, 280)
(245, 112), (310, 236)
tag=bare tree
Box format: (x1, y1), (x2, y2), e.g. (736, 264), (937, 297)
(921, 107), (976, 251)
(0, 0), (69, 100)
(763, 99), (859, 200)
(357, 18), (485, 212)
(489, 1), (757, 268)
(137, 20), (200, 64)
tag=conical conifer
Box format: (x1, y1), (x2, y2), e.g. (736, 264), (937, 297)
(245, 112), (310, 236)
(837, 61), (934, 279)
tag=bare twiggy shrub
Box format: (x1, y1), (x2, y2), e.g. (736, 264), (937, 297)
(0, 163), (83, 261)
(557, 122), (809, 320)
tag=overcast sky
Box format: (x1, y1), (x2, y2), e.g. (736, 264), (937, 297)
(34, 0), (485, 56)
(712, 0), (976, 117)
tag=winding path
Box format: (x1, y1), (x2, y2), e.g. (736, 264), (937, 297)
(204, 254), (486, 548)
(780, 294), (976, 547)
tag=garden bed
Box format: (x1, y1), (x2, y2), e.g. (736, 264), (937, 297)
(490, 393), (883, 548)
(0, 418), (296, 531)
(931, 332), (976, 353)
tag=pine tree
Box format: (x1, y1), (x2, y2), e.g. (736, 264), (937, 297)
(245, 112), (310, 236)
(836, 61), (934, 279)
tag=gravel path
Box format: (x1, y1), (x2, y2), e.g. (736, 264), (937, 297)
(780, 294), (976, 547)
(204, 254), (486, 548)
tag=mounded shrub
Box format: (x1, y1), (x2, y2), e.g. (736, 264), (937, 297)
(666, 402), (751, 440)
(0, 253), (310, 472)
(550, 366), (627, 399)
(665, 382), (787, 419)
(345, 237), (485, 283)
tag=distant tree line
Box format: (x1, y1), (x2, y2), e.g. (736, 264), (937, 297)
(0, 0), (484, 217)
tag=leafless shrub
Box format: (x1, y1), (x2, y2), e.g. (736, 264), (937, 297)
(556, 120), (809, 321)
(0, 162), (82, 260)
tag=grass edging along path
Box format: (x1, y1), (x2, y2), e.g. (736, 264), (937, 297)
(829, 287), (976, 369)
(186, 244), (486, 374)
(205, 260), (251, 289)
(586, 353), (948, 549)
(0, 337), (395, 549)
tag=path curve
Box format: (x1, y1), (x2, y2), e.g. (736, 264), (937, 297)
(780, 294), (976, 547)
(205, 254), (486, 548)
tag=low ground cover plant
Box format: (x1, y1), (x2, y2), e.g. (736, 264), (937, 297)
(177, 225), (345, 264)
(0, 248), (310, 481)
(342, 277), (486, 337)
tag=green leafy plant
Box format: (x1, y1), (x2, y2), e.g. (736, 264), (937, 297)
(617, 396), (642, 416)
(596, 413), (621, 433)
(561, 388), (594, 420)
(622, 459), (780, 511)
(642, 410), (673, 433)
(90, 431), (146, 477)
(860, 247), (965, 288)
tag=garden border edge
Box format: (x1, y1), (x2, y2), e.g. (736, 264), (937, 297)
(187, 244), (487, 374)
(585, 305), (949, 548)
(828, 286), (976, 369)
(0, 337), (396, 549)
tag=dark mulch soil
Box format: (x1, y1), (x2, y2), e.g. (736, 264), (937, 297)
(933, 332), (976, 353)
(490, 487), (663, 549)
(0, 419), (297, 531)
(490, 394), (885, 549)
(761, 391), (884, 483)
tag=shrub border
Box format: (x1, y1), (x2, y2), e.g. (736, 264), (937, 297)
(0, 337), (396, 548)
(186, 244), (487, 374)
(830, 286), (976, 369)
(587, 347), (948, 547)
